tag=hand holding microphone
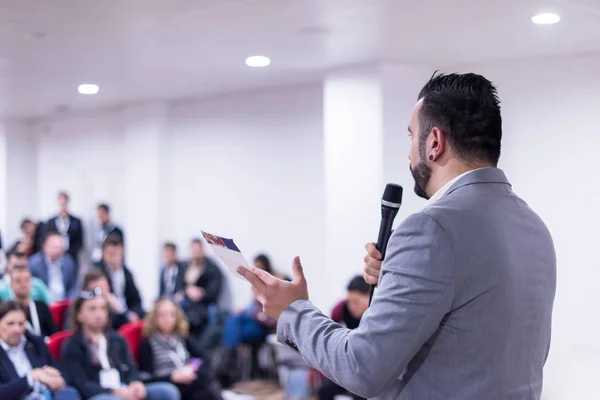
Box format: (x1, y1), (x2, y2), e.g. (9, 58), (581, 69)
(367, 183), (403, 305)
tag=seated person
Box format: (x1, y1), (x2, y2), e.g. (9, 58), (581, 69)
(317, 276), (370, 400)
(140, 299), (223, 400)
(159, 243), (185, 299)
(0, 301), (80, 400)
(29, 232), (77, 302)
(0, 251), (52, 304)
(94, 236), (144, 323)
(6, 218), (42, 258)
(63, 270), (132, 331)
(217, 255), (279, 377)
(177, 239), (223, 335)
(61, 289), (180, 400)
(11, 265), (58, 338)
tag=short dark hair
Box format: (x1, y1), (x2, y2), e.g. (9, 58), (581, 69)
(9, 264), (31, 278)
(20, 218), (34, 229)
(191, 238), (203, 245)
(58, 191), (69, 200)
(97, 203), (110, 213)
(418, 72), (502, 166)
(347, 275), (370, 295)
(253, 254), (273, 275)
(164, 242), (177, 251)
(102, 234), (124, 249)
(7, 250), (27, 261)
(82, 269), (108, 290)
(0, 301), (28, 322)
(43, 231), (63, 244)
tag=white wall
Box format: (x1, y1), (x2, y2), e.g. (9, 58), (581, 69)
(453, 53), (600, 400)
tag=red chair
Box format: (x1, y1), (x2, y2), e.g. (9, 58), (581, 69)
(49, 300), (72, 329)
(47, 330), (74, 363)
(118, 321), (144, 366)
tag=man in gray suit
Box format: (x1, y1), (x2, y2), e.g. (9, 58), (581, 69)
(238, 72), (556, 399)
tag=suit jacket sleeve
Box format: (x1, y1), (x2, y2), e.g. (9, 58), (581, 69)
(276, 212), (456, 398)
(70, 216), (84, 254)
(201, 261), (223, 304)
(0, 376), (31, 398)
(36, 301), (58, 337)
(64, 254), (78, 299)
(125, 269), (144, 317)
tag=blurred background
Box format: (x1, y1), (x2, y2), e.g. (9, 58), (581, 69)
(0, 1), (598, 398)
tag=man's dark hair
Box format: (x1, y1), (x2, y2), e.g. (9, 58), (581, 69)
(347, 275), (370, 295)
(254, 254), (273, 274)
(7, 250), (27, 261)
(191, 238), (203, 245)
(20, 218), (34, 229)
(0, 301), (28, 322)
(9, 264), (31, 278)
(418, 72), (502, 166)
(97, 203), (110, 213)
(164, 242), (177, 251)
(58, 191), (69, 200)
(83, 269), (108, 290)
(102, 234), (124, 249)
(43, 230), (63, 244)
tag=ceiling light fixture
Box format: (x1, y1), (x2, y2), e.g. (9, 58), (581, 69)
(245, 55), (271, 67)
(77, 84), (99, 95)
(532, 13), (561, 25)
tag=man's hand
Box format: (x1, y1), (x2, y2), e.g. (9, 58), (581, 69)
(129, 381), (147, 399)
(185, 286), (204, 302)
(106, 293), (126, 314)
(31, 368), (65, 391)
(237, 256), (308, 319)
(112, 387), (137, 400)
(364, 242), (383, 285)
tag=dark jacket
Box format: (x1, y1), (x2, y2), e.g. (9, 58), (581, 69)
(46, 214), (84, 262)
(138, 336), (211, 383)
(29, 300), (58, 337)
(179, 259), (223, 305)
(95, 261), (144, 319)
(0, 332), (59, 398)
(158, 261), (187, 298)
(61, 331), (139, 398)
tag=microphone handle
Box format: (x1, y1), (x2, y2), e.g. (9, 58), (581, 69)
(369, 206), (397, 305)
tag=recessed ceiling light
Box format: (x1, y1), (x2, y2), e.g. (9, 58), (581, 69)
(77, 84), (99, 95)
(532, 13), (560, 25)
(245, 55), (271, 67)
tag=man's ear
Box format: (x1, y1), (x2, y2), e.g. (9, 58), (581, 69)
(428, 127), (446, 161)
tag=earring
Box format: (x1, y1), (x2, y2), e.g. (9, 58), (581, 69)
(429, 155), (434, 160)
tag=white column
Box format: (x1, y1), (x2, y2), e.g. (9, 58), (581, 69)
(320, 64), (431, 312)
(322, 68), (384, 311)
(0, 124), (7, 243)
(122, 103), (171, 308)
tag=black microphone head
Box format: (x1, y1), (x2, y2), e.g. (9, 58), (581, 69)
(381, 183), (403, 208)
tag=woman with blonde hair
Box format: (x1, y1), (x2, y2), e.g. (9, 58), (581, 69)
(139, 298), (223, 400)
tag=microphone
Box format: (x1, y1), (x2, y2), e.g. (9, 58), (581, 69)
(369, 183), (403, 305)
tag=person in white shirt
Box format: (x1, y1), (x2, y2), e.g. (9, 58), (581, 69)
(159, 243), (185, 299)
(90, 204), (124, 264)
(0, 301), (80, 399)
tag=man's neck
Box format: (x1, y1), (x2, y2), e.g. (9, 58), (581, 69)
(59, 212), (69, 219)
(83, 327), (104, 341)
(15, 296), (30, 305)
(427, 160), (492, 198)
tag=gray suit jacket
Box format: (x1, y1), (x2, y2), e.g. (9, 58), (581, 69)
(277, 168), (556, 400)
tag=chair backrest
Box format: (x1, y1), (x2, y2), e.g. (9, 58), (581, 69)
(49, 300), (72, 329)
(118, 320), (144, 366)
(47, 330), (74, 363)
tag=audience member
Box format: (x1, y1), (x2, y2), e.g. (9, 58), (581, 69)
(0, 301), (80, 399)
(10, 265), (58, 338)
(29, 232), (77, 302)
(45, 192), (84, 268)
(61, 291), (180, 400)
(179, 239), (223, 335)
(94, 236), (144, 322)
(0, 251), (52, 304)
(159, 243), (185, 299)
(7, 218), (42, 258)
(90, 204), (124, 264)
(317, 276), (370, 400)
(217, 255), (278, 378)
(140, 299), (223, 400)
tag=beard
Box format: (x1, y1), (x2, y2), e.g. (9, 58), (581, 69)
(410, 159), (432, 200)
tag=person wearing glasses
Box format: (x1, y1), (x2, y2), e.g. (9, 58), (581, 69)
(60, 288), (180, 400)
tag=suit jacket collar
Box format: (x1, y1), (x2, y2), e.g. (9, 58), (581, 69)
(0, 333), (41, 379)
(445, 167), (510, 197)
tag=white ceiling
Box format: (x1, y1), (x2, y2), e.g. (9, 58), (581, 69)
(1, 0), (600, 118)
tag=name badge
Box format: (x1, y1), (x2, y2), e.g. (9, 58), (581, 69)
(99, 368), (121, 389)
